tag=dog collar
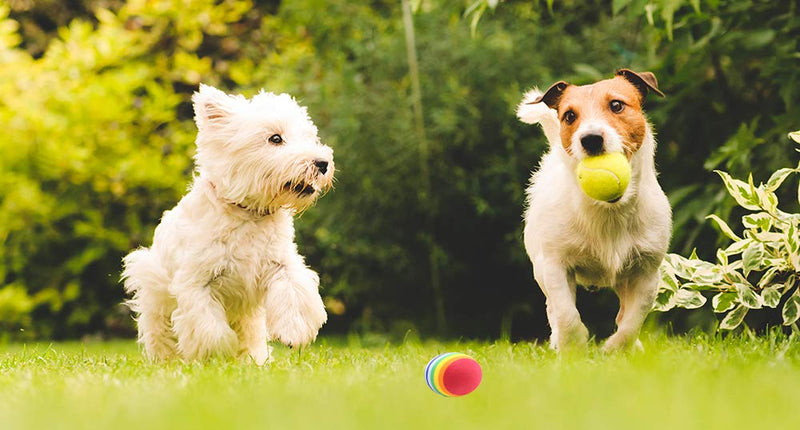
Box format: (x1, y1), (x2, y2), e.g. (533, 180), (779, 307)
(208, 181), (272, 217)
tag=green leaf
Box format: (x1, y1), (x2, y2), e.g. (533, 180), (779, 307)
(720, 305), (748, 330)
(785, 222), (800, 271)
(712, 291), (737, 313)
(724, 238), (753, 256)
(735, 283), (762, 309)
(706, 214), (742, 241)
(681, 282), (719, 291)
(765, 168), (796, 192)
(742, 213), (772, 231)
(662, 253), (694, 280)
(741, 242), (765, 276)
(758, 266), (783, 288)
(761, 286), (782, 308)
(659, 265), (679, 292)
(715, 170), (760, 210)
(755, 188), (779, 214)
(612, 0), (633, 15)
(716, 249), (728, 265)
(653, 288), (676, 312)
(674, 288), (707, 309)
(782, 291), (800, 326)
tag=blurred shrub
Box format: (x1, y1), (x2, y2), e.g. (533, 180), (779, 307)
(1, 0), (796, 340)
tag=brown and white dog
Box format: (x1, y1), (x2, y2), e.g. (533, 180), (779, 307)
(516, 69), (672, 352)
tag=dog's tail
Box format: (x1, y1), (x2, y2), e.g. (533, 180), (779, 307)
(517, 89), (561, 147)
(121, 247), (170, 313)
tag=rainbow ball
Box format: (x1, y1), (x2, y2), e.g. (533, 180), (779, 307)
(425, 352), (482, 397)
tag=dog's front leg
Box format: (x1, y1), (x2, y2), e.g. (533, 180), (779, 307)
(603, 271), (658, 352)
(264, 256), (327, 348)
(170, 269), (238, 360)
(232, 307), (272, 365)
(533, 254), (589, 351)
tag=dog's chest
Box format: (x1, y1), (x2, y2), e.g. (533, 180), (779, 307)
(208, 214), (293, 304)
(564, 210), (646, 286)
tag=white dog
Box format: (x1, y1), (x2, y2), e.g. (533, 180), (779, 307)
(516, 69), (672, 352)
(122, 84), (334, 364)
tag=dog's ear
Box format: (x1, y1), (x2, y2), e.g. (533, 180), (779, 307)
(527, 81), (569, 110)
(192, 84), (235, 130)
(616, 69), (665, 99)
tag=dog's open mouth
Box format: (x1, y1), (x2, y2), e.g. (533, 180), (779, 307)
(286, 181), (316, 196)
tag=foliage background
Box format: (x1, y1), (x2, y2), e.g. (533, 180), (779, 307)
(0, 0), (797, 341)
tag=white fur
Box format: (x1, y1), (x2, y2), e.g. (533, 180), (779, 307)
(122, 84), (334, 363)
(517, 88), (672, 352)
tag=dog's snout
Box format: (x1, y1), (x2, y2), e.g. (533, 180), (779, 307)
(580, 134), (604, 154)
(314, 159), (329, 175)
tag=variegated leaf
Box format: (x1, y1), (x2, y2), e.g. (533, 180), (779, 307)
(755, 188), (778, 214)
(681, 282), (719, 291)
(742, 242), (766, 276)
(674, 289), (707, 309)
(659, 265), (679, 292)
(785, 222), (800, 271)
(765, 168), (796, 192)
(735, 283), (763, 309)
(782, 291), (800, 326)
(749, 231), (784, 243)
(758, 266), (782, 288)
(789, 130), (800, 144)
(712, 291), (738, 313)
(663, 253), (694, 280)
(715, 170), (761, 210)
(706, 214), (742, 241)
(761, 285), (782, 308)
(716, 249), (728, 266)
(692, 265), (724, 283)
(742, 212), (772, 231)
(653, 289), (676, 312)
(719, 305), (748, 330)
(724, 238), (753, 256)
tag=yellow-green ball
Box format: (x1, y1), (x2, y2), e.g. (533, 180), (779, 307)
(576, 153), (631, 202)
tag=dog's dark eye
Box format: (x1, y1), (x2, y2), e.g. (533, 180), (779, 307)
(609, 100), (625, 113)
(268, 134), (283, 145)
(563, 110), (577, 125)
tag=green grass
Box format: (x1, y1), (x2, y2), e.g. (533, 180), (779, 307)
(1, 334), (799, 429)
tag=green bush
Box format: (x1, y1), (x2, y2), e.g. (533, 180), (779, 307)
(656, 130), (800, 330)
(2, 0), (798, 340)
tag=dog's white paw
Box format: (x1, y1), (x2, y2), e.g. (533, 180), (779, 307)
(177, 322), (238, 360)
(244, 344), (273, 366)
(551, 322), (590, 351)
(268, 297), (326, 347)
(602, 332), (643, 353)
(265, 267), (328, 348)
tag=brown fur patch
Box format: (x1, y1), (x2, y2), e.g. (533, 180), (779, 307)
(556, 76), (647, 158)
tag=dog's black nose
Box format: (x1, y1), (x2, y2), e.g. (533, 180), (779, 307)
(580, 134), (604, 154)
(314, 160), (329, 175)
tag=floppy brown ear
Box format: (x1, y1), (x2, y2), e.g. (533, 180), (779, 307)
(617, 69), (665, 99)
(529, 81), (569, 110)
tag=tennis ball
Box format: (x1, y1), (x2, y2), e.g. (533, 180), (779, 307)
(425, 352), (482, 397)
(576, 152), (631, 202)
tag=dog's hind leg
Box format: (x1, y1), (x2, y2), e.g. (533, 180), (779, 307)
(604, 272), (659, 352)
(122, 248), (178, 361)
(533, 254), (589, 351)
(170, 269), (238, 360)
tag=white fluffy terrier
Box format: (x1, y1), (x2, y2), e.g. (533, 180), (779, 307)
(516, 69), (672, 352)
(122, 84), (334, 364)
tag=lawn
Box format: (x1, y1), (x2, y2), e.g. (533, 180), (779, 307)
(1, 334), (799, 430)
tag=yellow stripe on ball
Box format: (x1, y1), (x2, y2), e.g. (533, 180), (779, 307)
(576, 153), (631, 202)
